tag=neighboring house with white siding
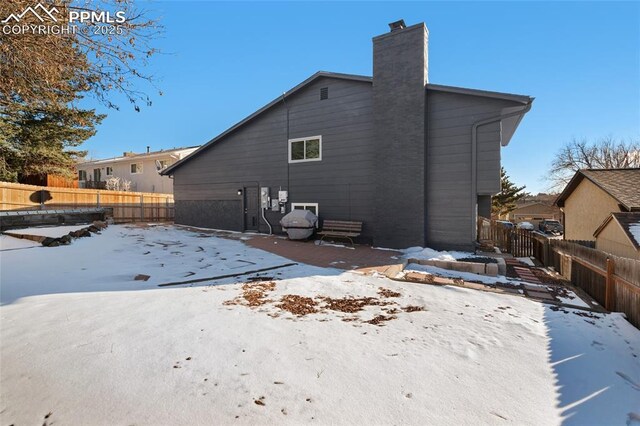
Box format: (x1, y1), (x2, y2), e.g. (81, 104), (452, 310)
(77, 146), (199, 193)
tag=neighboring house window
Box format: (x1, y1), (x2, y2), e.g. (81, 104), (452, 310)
(158, 160), (169, 170)
(78, 170), (87, 181)
(130, 163), (143, 174)
(288, 136), (322, 163)
(93, 168), (101, 182)
(291, 203), (319, 216)
(106, 166), (113, 176)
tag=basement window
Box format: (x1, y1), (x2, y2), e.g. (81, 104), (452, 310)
(130, 163), (143, 174)
(288, 136), (322, 163)
(292, 203), (319, 216)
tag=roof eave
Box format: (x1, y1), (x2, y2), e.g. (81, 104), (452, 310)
(426, 83), (533, 104)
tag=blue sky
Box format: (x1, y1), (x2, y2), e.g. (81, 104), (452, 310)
(81, 1), (640, 194)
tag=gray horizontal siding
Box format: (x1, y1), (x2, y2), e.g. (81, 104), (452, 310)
(425, 90), (522, 250)
(173, 77), (376, 240)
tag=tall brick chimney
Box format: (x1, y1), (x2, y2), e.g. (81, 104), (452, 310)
(372, 20), (429, 248)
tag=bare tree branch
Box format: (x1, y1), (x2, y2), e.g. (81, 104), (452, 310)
(547, 137), (640, 191)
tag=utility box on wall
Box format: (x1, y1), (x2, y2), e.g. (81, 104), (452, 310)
(260, 187), (270, 209)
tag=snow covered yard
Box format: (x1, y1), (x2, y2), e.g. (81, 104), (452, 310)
(0, 225), (638, 425)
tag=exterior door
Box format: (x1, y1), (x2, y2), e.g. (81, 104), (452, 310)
(244, 187), (259, 231)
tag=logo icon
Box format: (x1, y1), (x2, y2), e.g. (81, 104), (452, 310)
(2, 3), (59, 23)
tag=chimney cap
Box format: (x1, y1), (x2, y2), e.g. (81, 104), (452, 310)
(388, 19), (406, 32)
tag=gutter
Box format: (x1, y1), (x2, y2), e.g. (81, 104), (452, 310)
(470, 102), (533, 241)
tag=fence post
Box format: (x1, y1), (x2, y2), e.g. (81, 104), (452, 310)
(96, 192), (100, 208)
(40, 189), (45, 210)
(544, 239), (550, 266)
(605, 258), (615, 311)
(140, 194), (144, 221)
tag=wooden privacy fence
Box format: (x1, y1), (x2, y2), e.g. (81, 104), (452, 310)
(479, 217), (639, 327)
(0, 181), (174, 223)
(534, 238), (640, 328)
(477, 217), (536, 257)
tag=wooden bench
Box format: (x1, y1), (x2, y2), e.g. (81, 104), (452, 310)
(317, 220), (363, 246)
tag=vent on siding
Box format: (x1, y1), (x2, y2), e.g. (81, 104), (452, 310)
(320, 87), (329, 100)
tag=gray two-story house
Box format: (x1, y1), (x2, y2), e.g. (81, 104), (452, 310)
(162, 20), (533, 250)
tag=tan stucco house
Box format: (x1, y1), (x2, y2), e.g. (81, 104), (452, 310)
(555, 168), (640, 241)
(77, 146), (198, 193)
(594, 212), (640, 260)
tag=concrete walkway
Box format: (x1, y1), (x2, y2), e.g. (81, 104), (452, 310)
(244, 235), (402, 270)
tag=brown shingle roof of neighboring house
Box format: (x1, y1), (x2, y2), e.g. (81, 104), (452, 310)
(593, 212), (640, 250)
(555, 168), (640, 210)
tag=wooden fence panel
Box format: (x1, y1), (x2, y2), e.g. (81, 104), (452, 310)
(536, 238), (640, 328)
(477, 217), (536, 257)
(0, 181), (174, 223)
(613, 257), (640, 327)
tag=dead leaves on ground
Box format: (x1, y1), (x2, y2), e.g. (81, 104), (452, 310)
(224, 283), (426, 326)
(378, 287), (401, 298)
(277, 295), (318, 316)
(224, 281), (276, 307)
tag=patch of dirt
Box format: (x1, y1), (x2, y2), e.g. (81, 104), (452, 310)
(224, 281), (276, 307)
(457, 257), (498, 264)
(378, 287), (401, 298)
(319, 296), (385, 313)
(247, 276), (275, 282)
(403, 305), (425, 313)
(365, 315), (396, 326)
(277, 295), (318, 316)
(225, 281), (425, 326)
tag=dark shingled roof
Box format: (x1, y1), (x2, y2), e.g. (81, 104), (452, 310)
(556, 168), (640, 210)
(594, 212), (640, 250)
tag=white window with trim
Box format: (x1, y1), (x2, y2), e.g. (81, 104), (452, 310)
(158, 159), (170, 170)
(288, 136), (322, 163)
(130, 163), (143, 174)
(291, 203), (319, 216)
(106, 166), (113, 176)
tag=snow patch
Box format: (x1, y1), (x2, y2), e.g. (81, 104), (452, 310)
(6, 225), (90, 239)
(400, 246), (476, 261)
(404, 263), (518, 285)
(629, 223), (640, 247)
(0, 225), (637, 425)
(0, 235), (42, 250)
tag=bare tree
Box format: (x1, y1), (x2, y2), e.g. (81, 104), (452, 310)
(547, 137), (640, 190)
(0, 0), (162, 111)
(0, 0), (162, 181)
